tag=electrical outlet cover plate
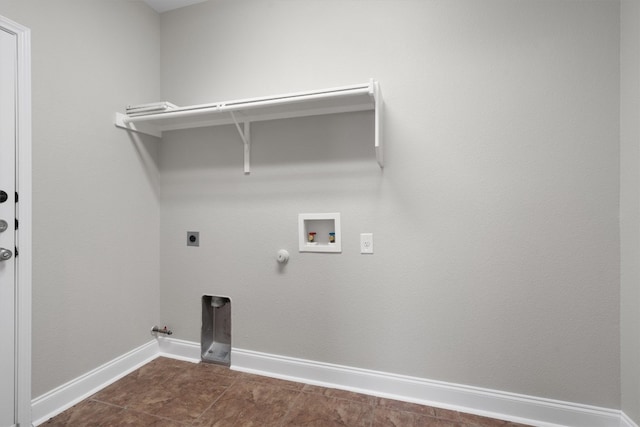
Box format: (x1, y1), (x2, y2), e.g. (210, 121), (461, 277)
(360, 233), (373, 254)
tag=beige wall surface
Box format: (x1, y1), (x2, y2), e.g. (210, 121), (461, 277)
(621, 0), (640, 423)
(0, 0), (162, 397)
(159, 0), (621, 408)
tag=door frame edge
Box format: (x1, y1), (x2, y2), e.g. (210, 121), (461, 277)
(0, 14), (32, 427)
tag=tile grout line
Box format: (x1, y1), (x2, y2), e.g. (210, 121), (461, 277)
(189, 371), (242, 425)
(88, 397), (125, 410)
(369, 400), (375, 427)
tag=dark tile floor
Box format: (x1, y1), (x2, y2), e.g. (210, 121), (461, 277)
(43, 357), (532, 427)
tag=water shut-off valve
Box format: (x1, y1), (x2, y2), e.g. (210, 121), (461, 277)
(151, 325), (173, 335)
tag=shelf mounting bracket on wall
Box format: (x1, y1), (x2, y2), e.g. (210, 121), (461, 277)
(230, 111), (251, 174)
(371, 79), (383, 168)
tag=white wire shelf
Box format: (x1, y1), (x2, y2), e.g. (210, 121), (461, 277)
(115, 79), (383, 173)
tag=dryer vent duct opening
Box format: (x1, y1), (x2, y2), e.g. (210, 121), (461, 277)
(201, 295), (231, 366)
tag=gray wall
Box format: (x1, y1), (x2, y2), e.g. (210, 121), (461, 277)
(621, 0), (640, 423)
(159, 0), (621, 408)
(0, 0), (627, 414)
(0, 1), (162, 397)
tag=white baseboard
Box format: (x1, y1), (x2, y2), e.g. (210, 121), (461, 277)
(227, 347), (622, 427)
(622, 412), (640, 427)
(157, 335), (201, 363)
(31, 340), (159, 426)
(29, 337), (634, 427)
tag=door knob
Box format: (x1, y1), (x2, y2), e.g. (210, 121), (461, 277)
(0, 220), (6, 232)
(0, 248), (12, 261)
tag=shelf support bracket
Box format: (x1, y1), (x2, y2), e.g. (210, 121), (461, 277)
(370, 79), (383, 169)
(230, 111), (251, 174)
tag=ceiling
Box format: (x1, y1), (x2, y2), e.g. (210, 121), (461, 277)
(143, 0), (207, 13)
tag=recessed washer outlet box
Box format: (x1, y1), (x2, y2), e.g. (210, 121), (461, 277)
(298, 213), (341, 253)
(202, 295), (231, 366)
(187, 231), (199, 247)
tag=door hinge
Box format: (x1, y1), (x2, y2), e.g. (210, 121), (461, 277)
(14, 246), (18, 257)
(15, 191), (18, 202)
(15, 218), (18, 230)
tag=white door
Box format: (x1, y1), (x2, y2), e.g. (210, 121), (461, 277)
(0, 27), (17, 427)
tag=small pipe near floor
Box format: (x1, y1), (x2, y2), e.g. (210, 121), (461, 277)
(151, 325), (173, 335)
